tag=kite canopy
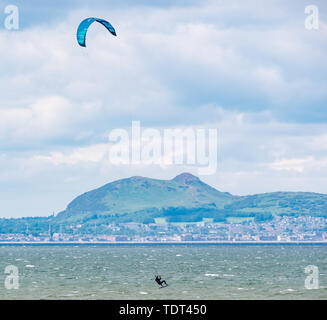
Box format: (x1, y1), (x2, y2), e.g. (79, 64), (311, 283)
(77, 17), (117, 47)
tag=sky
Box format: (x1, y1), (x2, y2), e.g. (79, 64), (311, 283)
(0, 0), (326, 217)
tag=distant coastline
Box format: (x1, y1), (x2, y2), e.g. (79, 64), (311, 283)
(2, 173), (326, 243)
(0, 240), (327, 245)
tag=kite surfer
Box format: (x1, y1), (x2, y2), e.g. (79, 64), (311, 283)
(155, 275), (168, 287)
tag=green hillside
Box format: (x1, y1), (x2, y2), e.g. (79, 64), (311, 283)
(53, 173), (327, 225)
(1, 173), (327, 234)
(225, 192), (327, 216)
(55, 173), (235, 224)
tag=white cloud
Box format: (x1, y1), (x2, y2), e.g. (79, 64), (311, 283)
(33, 143), (111, 165)
(268, 157), (315, 173)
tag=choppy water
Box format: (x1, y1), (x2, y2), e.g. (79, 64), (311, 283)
(0, 244), (326, 299)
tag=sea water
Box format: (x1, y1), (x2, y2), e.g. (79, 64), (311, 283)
(0, 244), (326, 299)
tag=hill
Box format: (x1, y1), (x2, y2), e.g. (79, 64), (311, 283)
(54, 173), (235, 224)
(53, 173), (327, 225)
(1, 173), (327, 235)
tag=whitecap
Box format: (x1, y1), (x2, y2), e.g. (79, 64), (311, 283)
(280, 289), (295, 294)
(205, 273), (219, 277)
(25, 265), (35, 268)
(139, 292), (148, 295)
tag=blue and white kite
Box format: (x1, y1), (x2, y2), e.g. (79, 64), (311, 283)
(77, 17), (117, 47)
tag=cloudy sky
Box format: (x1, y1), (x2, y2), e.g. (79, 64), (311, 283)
(0, 0), (326, 217)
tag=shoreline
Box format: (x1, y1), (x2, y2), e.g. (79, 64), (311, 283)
(0, 240), (327, 245)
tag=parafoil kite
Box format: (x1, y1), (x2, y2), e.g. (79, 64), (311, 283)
(77, 17), (117, 47)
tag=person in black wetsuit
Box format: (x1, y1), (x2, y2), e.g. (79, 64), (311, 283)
(155, 275), (168, 287)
